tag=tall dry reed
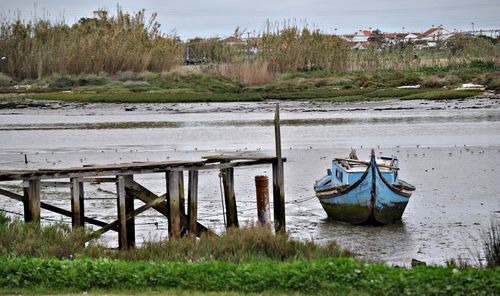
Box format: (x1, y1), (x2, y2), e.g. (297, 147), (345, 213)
(1, 10), (498, 81)
(0, 8), (183, 79)
(209, 60), (275, 84)
(260, 21), (350, 72)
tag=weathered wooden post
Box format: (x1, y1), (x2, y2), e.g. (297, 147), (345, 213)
(221, 166), (238, 228)
(255, 175), (271, 225)
(116, 175), (128, 249)
(167, 171), (181, 239)
(188, 170), (198, 235)
(124, 175), (135, 248)
(70, 177), (85, 228)
(178, 171), (185, 216)
(24, 178), (41, 224)
(273, 104), (286, 233)
(22, 187), (30, 222)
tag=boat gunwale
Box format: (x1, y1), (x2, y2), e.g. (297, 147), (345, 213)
(315, 155), (414, 199)
(314, 160), (371, 198)
(374, 163), (413, 198)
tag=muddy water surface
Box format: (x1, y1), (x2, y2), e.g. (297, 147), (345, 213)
(1, 98), (500, 266)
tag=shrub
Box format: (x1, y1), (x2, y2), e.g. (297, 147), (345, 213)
(48, 75), (77, 90)
(420, 74), (461, 88)
(483, 73), (500, 91)
(0, 217), (87, 259)
(469, 60), (496, 70)
(0, 72), (13, 87)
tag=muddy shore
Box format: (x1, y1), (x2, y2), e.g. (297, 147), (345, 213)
(0, 97), (499, 266)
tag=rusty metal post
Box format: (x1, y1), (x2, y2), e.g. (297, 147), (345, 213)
(255, 175), (271, 225)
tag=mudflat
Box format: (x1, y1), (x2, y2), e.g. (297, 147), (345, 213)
(0, 97), (499, 266)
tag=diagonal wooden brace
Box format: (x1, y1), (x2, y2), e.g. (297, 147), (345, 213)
(125, 180), (217, 237)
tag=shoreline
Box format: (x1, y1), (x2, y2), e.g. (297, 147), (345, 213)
(0, 88), (495, 106)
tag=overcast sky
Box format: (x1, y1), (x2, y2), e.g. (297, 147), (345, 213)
(1, 0), (499, 38)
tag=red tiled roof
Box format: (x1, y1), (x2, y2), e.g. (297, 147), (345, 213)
(383, 33), (406, 38)
(421, 27), (440, 36)
(222, 36), (241, 43)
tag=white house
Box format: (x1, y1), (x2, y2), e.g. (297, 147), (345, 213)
(351, 30), (372, 43)
(420, 27), (452, 41)
(403, 33), (420, 43)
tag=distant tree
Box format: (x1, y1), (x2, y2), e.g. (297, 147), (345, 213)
(368, 29), (385, 46)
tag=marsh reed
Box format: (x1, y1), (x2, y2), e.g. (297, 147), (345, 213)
(0, 9), (498, 83)
(0, 8), (182, 79)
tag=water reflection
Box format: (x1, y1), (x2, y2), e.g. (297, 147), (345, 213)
(315, 218), (415, 264)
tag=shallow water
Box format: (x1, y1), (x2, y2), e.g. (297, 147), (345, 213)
(1, 98), (500, 266)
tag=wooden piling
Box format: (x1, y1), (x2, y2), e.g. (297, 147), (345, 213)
(178, 171), (185, 216)
(188, 170), (198, 235)
(124, 175), (135, 248)
(70, 178), (84, 228)
(255, 175), (271, 225)
(221, 167), (238, 228)
(22, 187), (31, 222)
(273, 104), (286, 233)
(23, 178), (41, 223)
(116, 175), (128, 249)
(167, 171), (181, 239)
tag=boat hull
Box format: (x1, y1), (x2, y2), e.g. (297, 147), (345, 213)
(315, 155), (412, 225)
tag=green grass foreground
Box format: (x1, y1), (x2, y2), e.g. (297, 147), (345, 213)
(24, 88), (483, 103)
(1, 256), (499, 295)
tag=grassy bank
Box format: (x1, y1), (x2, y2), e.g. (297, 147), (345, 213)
(1, 88), (484, 104)
(1, 208), (500, 295)
(1, 256), (499, 295)
(0, 214), (347, 262)
(1, 60), (496, 104)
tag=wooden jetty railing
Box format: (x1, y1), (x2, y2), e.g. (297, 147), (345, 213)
(0, 155), (286, 249)
(0, 105), (287, 249)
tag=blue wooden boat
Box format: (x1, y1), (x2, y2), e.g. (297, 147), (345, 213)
(314, 150), (415, 224)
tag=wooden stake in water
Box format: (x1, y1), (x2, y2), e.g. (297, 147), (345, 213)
(221, 167), (238, 228)
(70, 177), (84, 229)
(273, 104), (286, 233)
(167, 171), (181, 239)
(188, 170), (198, 236)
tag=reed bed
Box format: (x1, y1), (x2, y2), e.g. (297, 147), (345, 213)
(1, 9), (498, 82)
(0, 8), (182, 79)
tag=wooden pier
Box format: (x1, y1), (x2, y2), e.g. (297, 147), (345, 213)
(0, 106), (286, 249)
